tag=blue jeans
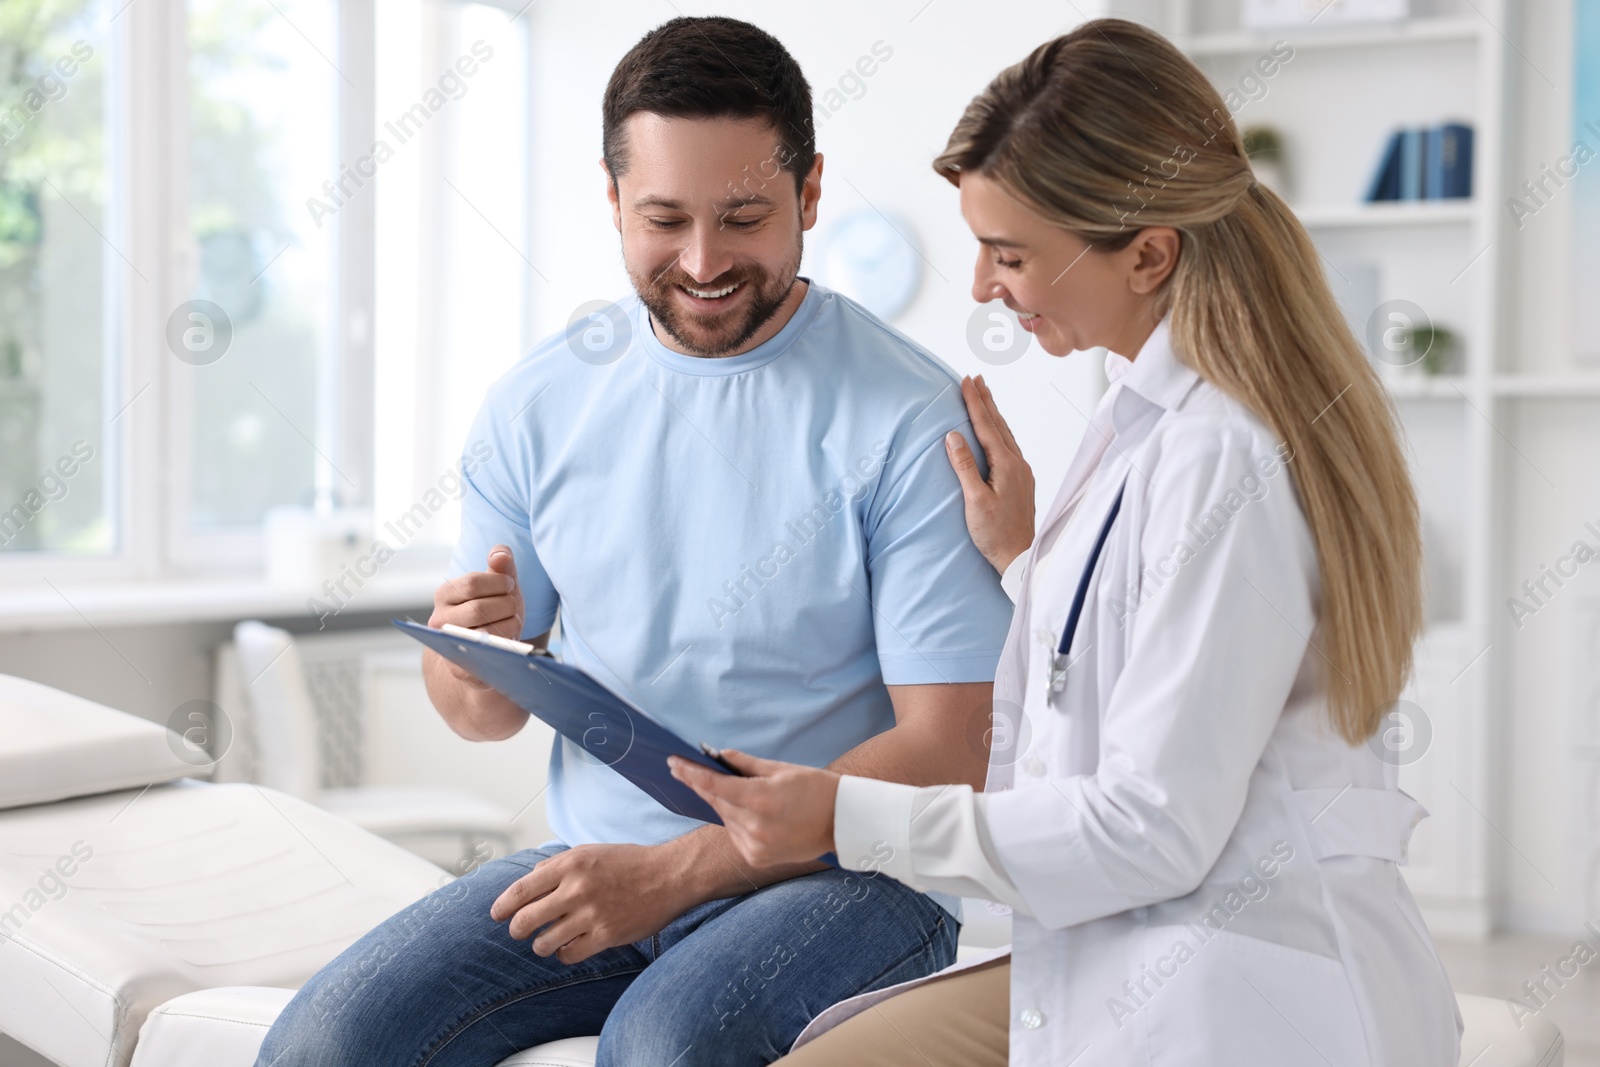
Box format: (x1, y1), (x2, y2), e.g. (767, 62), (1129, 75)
(256, 844), (957, 1066)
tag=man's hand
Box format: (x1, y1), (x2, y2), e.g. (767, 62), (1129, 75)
(428, 545), (525, 690)
(490, 844), (698, 964)
(423, 546), (538, 740)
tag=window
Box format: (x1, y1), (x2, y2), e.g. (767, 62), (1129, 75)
(0, 0), (533, 582)
(0, 1), (115, 557)
(373, 0), (532, 552)
(182, 0), (337, 531)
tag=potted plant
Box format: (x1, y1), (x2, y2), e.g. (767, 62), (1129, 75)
(1242, 125), (1287, 197)
(1401, 323), (1462, 376)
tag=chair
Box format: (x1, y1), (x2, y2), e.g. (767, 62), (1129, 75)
(231, 620), (514, 872)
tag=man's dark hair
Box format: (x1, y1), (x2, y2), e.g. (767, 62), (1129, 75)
(602, 17), (816, 195)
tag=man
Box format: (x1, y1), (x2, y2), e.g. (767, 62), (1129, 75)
(259, 16), (1011, 1066)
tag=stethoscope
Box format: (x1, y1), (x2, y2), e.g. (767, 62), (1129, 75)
(1047, 479), (1128, 694)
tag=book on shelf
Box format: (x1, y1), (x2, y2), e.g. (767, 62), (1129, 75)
(1365, 123), (1473, 202)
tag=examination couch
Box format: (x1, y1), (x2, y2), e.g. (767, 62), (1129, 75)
(0, 674), (1563, 1067)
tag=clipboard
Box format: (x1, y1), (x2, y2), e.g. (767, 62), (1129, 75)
(393, 619), (734, 825)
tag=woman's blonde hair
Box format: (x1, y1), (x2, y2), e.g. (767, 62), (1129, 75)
(936, 19), (1421, 743)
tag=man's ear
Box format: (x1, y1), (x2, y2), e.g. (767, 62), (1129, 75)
(602, 159), (621, 233)
(1127, 226), (1181, 295)
(799, 153), (824, 232)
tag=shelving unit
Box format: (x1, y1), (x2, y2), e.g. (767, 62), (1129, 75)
(1385, 375), (1472, 400)
(1183, 13), (1483, 55)
(1293, 200), (1478, 229)
(1493, 374), (1600, 398)
(1106, 0), (1518, 937)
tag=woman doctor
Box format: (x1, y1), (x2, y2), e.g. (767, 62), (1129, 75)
(670, 18), (1460, 1067)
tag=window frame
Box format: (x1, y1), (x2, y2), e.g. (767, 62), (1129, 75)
(0, 0), (530, 586)
(161, 0), (366, 573)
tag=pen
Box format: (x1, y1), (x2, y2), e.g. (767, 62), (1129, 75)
(699, 742), (745, 776)
(440, 622), (554, 658)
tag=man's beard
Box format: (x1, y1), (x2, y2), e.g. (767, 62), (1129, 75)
(632, 238), (802, 358)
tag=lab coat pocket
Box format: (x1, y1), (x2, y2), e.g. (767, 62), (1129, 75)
(1143, 928), (1371, 1067)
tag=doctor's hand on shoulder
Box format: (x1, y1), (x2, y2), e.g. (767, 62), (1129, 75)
(944, 374), (1035, 575)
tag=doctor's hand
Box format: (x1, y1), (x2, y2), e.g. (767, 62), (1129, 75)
(489, 843), (700, 965)
(428, 545), (524, 689)
(945, 374), (1035, 575)
(668, 750), (840, 868)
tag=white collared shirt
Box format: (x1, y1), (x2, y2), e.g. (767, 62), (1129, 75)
(835, 316), (1218, 916)
(823, 313), (1460, 1066)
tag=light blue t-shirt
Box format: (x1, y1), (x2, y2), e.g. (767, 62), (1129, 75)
(449, 281), (1011, 903)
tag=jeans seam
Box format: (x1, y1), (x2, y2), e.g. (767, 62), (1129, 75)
(858, 870), (951, 932)
(415, 962), (646, 1067)
(819, 912), (949, 1019)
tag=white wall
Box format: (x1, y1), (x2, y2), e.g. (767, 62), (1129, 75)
(522, 0), (1111, 519)
(1496, 0), (1596, 932)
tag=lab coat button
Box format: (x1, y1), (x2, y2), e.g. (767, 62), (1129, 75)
(1019, 1008), (1045, 1030)
(1034, 628), (1054, 647)
(1022, 757), (1047, 777)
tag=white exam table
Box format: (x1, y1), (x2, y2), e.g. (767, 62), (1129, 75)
(0, 674), (1562, 1067)
(0, 672), (598, 1066)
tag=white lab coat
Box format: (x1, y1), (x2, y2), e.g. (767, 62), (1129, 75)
(809, 315), (1462, 1066)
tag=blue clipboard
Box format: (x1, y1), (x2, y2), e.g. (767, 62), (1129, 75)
(393, 619), (732, 825)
